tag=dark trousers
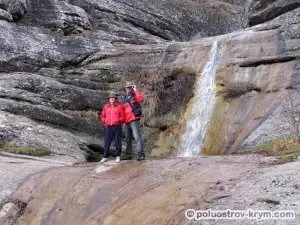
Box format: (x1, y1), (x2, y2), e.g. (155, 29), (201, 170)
(104, 125), (122, 158)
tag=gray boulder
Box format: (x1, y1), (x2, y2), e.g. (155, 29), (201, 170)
(22, 0), (91, 35)
(246, 0), (300, 26)
(0, 0), (27, 21)
(0, 111), (99, 162)
(0, 20), (112, 73)
(19, 0), (243, 43)
(0, 8), (12, 21)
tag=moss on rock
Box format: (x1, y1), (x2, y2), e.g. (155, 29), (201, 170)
(202, 97), (230, 155)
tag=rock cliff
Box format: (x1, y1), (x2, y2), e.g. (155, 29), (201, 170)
(0, 0), (299, 157)
(1, 0), (300, 224)
(0, 0), (245, 160)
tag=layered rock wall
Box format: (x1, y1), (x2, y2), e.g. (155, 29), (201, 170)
(0, 0), (299, 158)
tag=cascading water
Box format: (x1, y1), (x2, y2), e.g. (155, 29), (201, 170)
(178, 41), (223, 157)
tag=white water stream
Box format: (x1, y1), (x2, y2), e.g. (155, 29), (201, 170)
(178, 41), (223, 157)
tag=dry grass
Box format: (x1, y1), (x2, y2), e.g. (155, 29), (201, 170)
(126, 67), (196, 118)
(92, 70), (118, 83)
(0, 144), (49, 156)
(257, 136), (300, 164)
(122, 66), (197, 155)
(151, 124), (183, 157)
(64, 110), (99, 121)
(141, 126), (161, 154)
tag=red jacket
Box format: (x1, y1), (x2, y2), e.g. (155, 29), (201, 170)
(123, 89), (144, 123)
(100, 102), (124, 126)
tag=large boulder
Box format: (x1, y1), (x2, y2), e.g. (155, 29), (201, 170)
(18, 0), (243, 43)
(0, 0), (27, 21)
(0, 112), (97, 162)
(22, 0), (91, 35)
(246, 0), (300, 26)
(0, 8), (13, 21)
(0, 20), (112, 73)
(0, 73), (107, 110)
(249, 7), (300, 40)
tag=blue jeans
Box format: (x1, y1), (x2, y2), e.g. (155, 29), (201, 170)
(125, 120), (145, 157)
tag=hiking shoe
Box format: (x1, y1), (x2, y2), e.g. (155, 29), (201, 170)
(116, 156), (121, 163)
(136, 155), (145, 161)
(100, 158), (108, 163)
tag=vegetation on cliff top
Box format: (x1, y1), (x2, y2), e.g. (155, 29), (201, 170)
(257, 136), (300, 164)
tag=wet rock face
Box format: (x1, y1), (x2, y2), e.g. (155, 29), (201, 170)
(193, 0), (300, 154)
(1, 155), (264, 225)
(203, 22), (300, 153)
(4, 155), (300, 225)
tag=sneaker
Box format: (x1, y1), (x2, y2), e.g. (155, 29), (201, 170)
(100, 158), (108, 163)
(136, 155), (145, 161)
(116, 156), (121, 163)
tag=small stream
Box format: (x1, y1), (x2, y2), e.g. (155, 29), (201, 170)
(178, 41), (223, 157)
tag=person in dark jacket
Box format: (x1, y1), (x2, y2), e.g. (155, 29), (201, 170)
(120, 82), (145, 161)
(100, 91), (124, 163)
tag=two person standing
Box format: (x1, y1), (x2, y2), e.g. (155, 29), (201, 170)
(99, 82), (145, 163)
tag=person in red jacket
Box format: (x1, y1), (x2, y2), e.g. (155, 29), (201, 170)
(120, 82), (145, 161)
(100, 91), (124, 163)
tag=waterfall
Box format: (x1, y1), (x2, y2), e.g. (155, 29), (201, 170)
(178, 41), (223, 157)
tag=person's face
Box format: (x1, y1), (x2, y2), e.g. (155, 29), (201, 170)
(125, 86), (132, 93)
(109, 97), (116, 104)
